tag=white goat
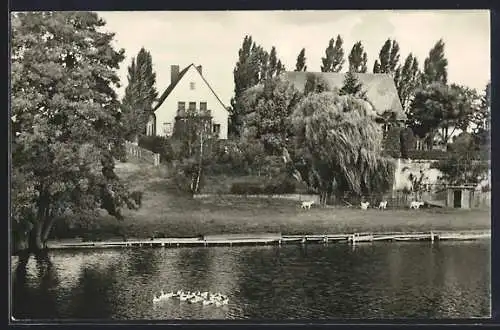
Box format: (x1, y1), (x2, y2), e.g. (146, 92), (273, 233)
(410, 201), (425, 209)
(378, 201), (388, 210)
(301, 200), (315, 210)
(360, 201), (370, 210)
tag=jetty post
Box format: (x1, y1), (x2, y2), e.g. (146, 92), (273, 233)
(430, 231), (434, 243)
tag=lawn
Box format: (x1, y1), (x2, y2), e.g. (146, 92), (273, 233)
(74, 161), (491, 240)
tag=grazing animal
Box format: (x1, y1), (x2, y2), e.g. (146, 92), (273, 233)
(378, 201), (388, 210)
(301, 200), (315, 210)
(410, 201), (425, 209)
(360, 201), (370, 210)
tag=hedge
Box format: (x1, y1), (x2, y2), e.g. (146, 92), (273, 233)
(138, 135), (173, 163)
(230, 178), (297, 195)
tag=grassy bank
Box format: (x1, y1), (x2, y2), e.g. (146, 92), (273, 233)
(52, 161), (491, 241)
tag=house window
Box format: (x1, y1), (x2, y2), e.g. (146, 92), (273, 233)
(190, 82), (196, 90)
(178, 102), (185, 111)
(212, 123), (221, 136)
(200, 102), (207, 111)
(163, 122), (173, 136)
(189, 102), (196, 111)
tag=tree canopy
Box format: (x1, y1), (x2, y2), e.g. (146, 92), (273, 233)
(421, 39), (448, 86)
(348, 41), (368, 73)
(230, 35), (286, 137)
(240, 77), (302, 154)
(373, 39), (400, 75)
(11, 12), (140, 252)
(339, 71), (366, 99)
(291, 91), (395, 204)
(295, 48), (307, 72)
(394, 53), (420, 111)
(407, 83), (478, 150)
(321, 35), (345, 72)
(121, 47), (158, 141)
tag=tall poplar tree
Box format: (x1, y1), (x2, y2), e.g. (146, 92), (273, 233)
(295, 48), (307, 72)
(348, 41), (368, 73)
(421, 39), (448, 86)
(373, 39), (400, 75)
(394, 53), (421, 111)
(321, 35), (345, 72)
(121, 47), (158, 141)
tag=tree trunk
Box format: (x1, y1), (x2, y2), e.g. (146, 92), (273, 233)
(41, 213), (56, 243)
(194, 129), (204, 193)
(29, 220), (44, 252)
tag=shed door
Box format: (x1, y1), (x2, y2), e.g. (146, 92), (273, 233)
(453, 190), (462, 208)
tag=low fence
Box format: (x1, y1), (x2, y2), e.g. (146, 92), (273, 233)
(193, 193), (321, 203)
(125, 141), (160, 166)
(194, 190), (490, 210)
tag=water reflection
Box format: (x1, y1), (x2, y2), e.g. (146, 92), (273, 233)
(11, 241), (491, 320)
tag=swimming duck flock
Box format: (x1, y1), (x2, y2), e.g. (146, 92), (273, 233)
(153, 290), (229, 307)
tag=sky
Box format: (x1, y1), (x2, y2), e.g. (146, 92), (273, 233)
(98, 10), (490, 106)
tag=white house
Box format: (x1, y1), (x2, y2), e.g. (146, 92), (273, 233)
(147, 64), (229, 139)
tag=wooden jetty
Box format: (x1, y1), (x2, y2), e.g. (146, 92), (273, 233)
(45, 230), (490, 250)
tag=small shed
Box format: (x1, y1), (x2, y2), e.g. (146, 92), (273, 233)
(445, 185), (476, 209)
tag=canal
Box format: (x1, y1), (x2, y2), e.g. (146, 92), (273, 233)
(11, 241), (490, 320)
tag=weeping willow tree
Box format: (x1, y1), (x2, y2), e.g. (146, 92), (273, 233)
(291, 92), (395, 205)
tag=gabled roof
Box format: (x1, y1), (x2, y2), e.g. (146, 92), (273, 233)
(282, 71), (406, 121)
(153, 64), (227, 112)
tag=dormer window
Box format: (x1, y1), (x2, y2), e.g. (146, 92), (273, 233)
(190, 82), (196, 90)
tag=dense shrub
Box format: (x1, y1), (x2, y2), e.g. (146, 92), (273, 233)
(138, 136), (173, 162)
(400, 127), (416, 159)
(230, 176), (297, 195)
(263, 178), (297, 194)
(230, 182), (264, 195)
(382, 126), (402, 156)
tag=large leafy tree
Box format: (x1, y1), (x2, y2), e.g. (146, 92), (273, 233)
(373, 39), (400, 75)
(394, 53), (420, 111)
(240, 77), (302, 154)
(421, 39), (448, 86)
(471, 82), (491, 139)
(348, 41), (368, 73)
(172, 108), (218, 194)
(291, 92), (394, 205)
(295, 48), (307, 72)
(432, 132), (489, 185)
(230, 36), (285, 137)
(407, 83), (478, 150)
(321, 35), (345, 72)
(121, 47), (158, 141)
(11, 12), (140, 253)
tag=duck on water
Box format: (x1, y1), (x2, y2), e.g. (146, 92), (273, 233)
(153, 290), (229, 306)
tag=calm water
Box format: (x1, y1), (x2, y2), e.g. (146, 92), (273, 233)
(11, 241), (490, 320)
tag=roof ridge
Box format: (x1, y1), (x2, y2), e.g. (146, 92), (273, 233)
(153, 64), (227, 112)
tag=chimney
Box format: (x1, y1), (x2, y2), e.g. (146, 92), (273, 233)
(170, 65), (180, 85)
(196, 65), (202, 75)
